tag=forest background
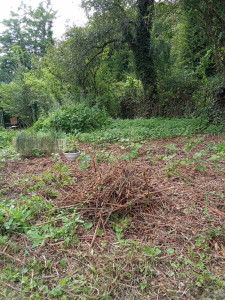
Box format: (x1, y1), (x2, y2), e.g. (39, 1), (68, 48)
(0, 0), (224, 127)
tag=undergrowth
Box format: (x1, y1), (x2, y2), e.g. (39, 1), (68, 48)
(76, 117), (225, 144)
(0, 128), (20, 161)
(33, 104), (109, 133)
(0, 128), (18, 149)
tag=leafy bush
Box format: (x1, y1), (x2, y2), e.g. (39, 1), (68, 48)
(118, 76), (144, 118)
(33, 104), (110, 133)
(0, 128), (18, 149)
(15, 131), (65, 157)
(192, 73), (225, 120)
(156, 69), (198, 117)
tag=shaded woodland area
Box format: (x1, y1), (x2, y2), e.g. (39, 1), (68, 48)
(0, 0), (224, 125)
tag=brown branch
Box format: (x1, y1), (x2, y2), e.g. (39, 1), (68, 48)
(0, 280), (22, 292)
(0, 251), (23, 264)
(89, 218), (101, 250)
(143, 170), (150, 199)
(199, 201), (225, 217)
(86, 39), (119, 67)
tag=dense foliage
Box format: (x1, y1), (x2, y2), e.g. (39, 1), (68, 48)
(0, 0), (224, 124)
(33, 104), (109, 133)
(76, 117), (225, 144)
(0, 128), (18, 149)
(0, 1), (56, 83)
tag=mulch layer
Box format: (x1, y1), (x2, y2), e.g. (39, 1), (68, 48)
(0, 134), (224, 299)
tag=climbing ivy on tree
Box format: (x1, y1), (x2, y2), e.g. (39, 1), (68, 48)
(80, 0), (156, 116)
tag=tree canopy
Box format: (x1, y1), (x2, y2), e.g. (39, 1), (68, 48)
(0, 0), (56, 83)
(0, 0), (224, 124)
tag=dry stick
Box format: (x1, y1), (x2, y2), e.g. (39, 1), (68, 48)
(62, 190), (74, 201)
(20, 238), (28, 297)
(3, 244), (9, 253)
(144, 187), (171, 195)
(99, 212), (107, 236)
(0, 251), (22, 264)
(34, 216), (65, 227)
(143, 170), (150, 200)
(0, 280), (22, 292)
(84, 147), (97, 172)
(157, 253), (176, 260)
(48, 204), (79, 212)
(86, 148), (103, 183)
(89, 218), (101, 250)
(66, 185), (78, 192)
(105, 202), (127, 207)
(199, 201), (225, 217)
(105, 150), (114, 163)
(48, 205), (101, 213)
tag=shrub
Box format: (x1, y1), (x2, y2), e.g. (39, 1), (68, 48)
(0, 128), (18, 149)
(192, 73), (225, 120)
(118, 76), (144, 119)
(156, 69), (198, 117)
(33, 104), (109, 133)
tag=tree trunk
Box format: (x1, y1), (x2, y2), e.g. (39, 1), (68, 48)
(126, 0), (156, 117)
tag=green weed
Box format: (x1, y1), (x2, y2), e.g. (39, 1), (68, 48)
(77, 118), (221, 144)
(120, 143), (142, 161)
(184, 137), (205, 153)
(77, 153), (92, 170)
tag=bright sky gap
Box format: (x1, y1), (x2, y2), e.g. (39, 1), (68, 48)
(0, 0), (87, 38)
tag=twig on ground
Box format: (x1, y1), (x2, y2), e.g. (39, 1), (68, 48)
(89, 218), (101, 250)
(199, 201), (225, 217)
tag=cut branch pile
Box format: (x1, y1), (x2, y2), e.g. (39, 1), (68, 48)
(59, 161), (163, 224)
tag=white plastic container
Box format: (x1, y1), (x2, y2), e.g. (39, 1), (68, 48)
(63, 150), (80, 161)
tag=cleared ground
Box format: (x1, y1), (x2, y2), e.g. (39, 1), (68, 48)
(0, 134), (224, 299)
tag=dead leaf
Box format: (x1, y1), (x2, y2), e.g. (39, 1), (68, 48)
(214, 241), (220, 252)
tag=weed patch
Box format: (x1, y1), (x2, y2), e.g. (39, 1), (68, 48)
(77, 117), (224, 144)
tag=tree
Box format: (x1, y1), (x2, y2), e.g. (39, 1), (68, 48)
(0, 1), (56, 83)
(80, 0), (156, 116)
(23, 1), (55, 56)
(180, 0), (225, 73)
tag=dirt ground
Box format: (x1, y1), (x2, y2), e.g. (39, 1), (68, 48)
(0, 134), (224, 299)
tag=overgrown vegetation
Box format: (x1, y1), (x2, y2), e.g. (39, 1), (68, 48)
(32, 104), (109, 133)
(0, 128), (18, 149)
(15, 131), (65, 157)
(0, 0), (224, 122)
(77, 117), (225, 144)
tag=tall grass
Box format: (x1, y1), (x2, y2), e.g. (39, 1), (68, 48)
(15, 131), (65, 157)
